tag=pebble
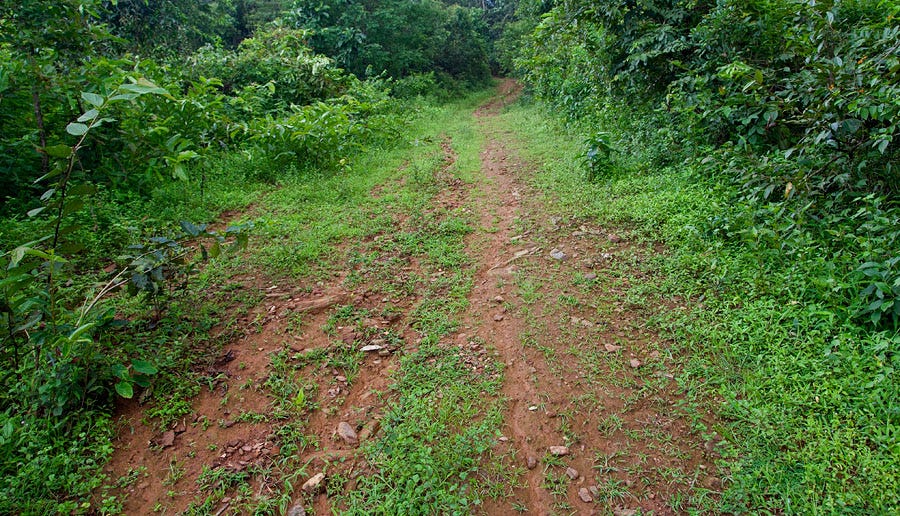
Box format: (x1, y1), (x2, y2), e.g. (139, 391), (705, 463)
(629, 359), (641, 368)
(493, 295), (505, 303)
(337, 422), (358, 445)
(584, 272), (597, 280)
(550, 248), (567, 261)
(604, 343), (622, 353)
(301, 472), (325, 493)
(287, 504), (307, 516)
(159, 430), (175, 448)
(526, 456), (537, 469)
(578, 487), (593, 503)
(335, 375), (347, 382)
(565, 467), (579, 480)
(549, 445), (569, 456)
(493, 314), (505, 322)
(607, 234), (622, 243)
(360, 344), (384, 352)
(589, 486), (600, 498)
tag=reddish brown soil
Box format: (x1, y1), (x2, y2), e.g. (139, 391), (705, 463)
(102, 80), (720, 515)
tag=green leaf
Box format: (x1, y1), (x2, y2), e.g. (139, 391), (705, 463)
(131, 359), (158, 375)
(111, 363), (128, 379)
(115, 381), (134, 399)
(68, 183), (97, 196)
(69, 323), (95, 341)
(44, 144), (73, 158)
(119, 78), (169, 96)
(66, 122), (89, 136)
(172, 164), (188, 181)
(81, 91), (105, 107)
(59, 242), (85, 254)
(108, 93), (139, 102)
(179, 221), (202, 237)
(62, 198), (84, 217)
(77, 108), (99, 122)
(8, 246), (27, 269)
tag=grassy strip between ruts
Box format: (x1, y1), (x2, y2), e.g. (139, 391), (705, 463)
(328, 89), (510, 513)
(490, 101), (899, 514)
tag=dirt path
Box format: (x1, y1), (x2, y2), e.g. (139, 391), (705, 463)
(466, 79), (719, 514)
(102, 81), (719, 515)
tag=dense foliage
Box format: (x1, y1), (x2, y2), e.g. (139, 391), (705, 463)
(504, 0), (899, 512)
(287, 0), (493, 86)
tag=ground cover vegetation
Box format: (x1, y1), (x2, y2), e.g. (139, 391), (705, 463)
(0, 0), (501, 512)
(497, 0), (899, 512)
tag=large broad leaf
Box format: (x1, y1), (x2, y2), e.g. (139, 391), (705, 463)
(119, 78), (170, 96)
(77, 108), (99, 122)
(115, 381), (134, 398)
(66, 122), (89, 136)
(81, 91), (105, 107)
(44, 145), (72, 158)
(131, 359), (158, 375)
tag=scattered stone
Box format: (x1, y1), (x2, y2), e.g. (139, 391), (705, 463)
(584, 273), (597, 281)
(613, 509), (637, 516)
(649, 350), (661, 359)
(286, 504), (307, 516)
(337, 422), (358, 445)
(159, 430), (175, 448)
(173, 420), (186, 434)
(578, 487), (594, 503)
(493, 295), (505, 303)
(550, 248), (567, 261)
(604, 344), (622, 353)
(565, 467), (579, 480)
(528, 405), (538, 411)
(301, 473), (325, 494)
(607, 234), (622, 243)
(549, 445), (569, 456)
(589, 486), (600, 498)
(499, 436), (509, 442)
(336, 375), (347, 382)
(378, 349), (391, 357)
(526, 456), (537, 469)
(493, 314), (505, 322)
(629, 359), (641, 368)
(360, 344), (384, 352)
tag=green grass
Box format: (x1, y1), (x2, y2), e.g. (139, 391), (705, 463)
(493, 101), (900, 513)
(327, 87), (511, 514)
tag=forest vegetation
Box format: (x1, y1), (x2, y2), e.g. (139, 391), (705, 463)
(1, 0), (897, 513)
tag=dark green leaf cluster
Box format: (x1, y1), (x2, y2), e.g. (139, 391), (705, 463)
(287, 0), (493, 87)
